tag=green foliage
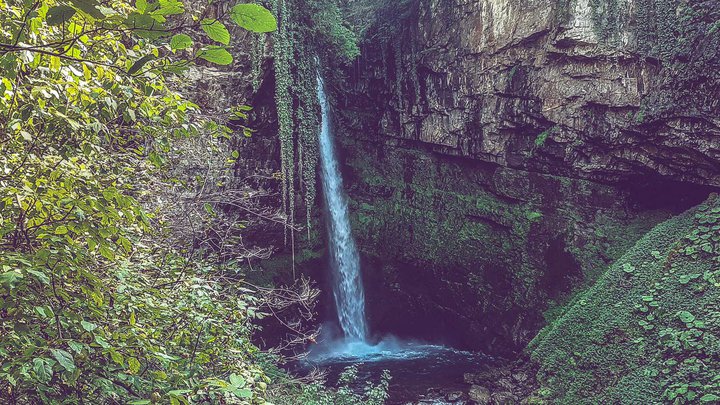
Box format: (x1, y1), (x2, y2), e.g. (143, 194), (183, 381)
(526, 211), (543, 222)
(311, 1), (360, 62)
(197, 46), (234, 65)
(294, 45), (321, 234)
(231, 3), (278, 33)
(271, 0), (296, 243)
(534, 126), (558, 149)
(270, 366), (391, 404)
(0, 0), (281, 402)
(529, 195), (720, 404)
(201, 19), (231, 45)
(170, 33), (194, 51)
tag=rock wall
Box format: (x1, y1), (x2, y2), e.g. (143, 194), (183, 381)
(326, 0), (720, 354)
(337, 0), (720, 185)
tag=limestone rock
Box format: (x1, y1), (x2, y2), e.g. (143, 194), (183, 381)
(468, 385), (491, 404)
(336, 0), (720, 186)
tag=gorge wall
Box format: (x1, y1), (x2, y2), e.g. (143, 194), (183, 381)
(182, 0), (720, 400)
(326, 0), (720, 354)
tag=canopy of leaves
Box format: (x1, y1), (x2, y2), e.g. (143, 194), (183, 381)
(0, 0), (285, 403)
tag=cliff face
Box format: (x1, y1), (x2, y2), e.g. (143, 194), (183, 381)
(339, 0), (720, 185)
(328, 0), (720, 354)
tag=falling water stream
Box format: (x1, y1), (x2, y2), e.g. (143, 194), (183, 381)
(317, 73), (369, 341)
(310, 74), (494, 403)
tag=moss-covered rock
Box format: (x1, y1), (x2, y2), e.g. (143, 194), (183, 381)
(529, 195), (720, 403)
(336, 134), (669, 354)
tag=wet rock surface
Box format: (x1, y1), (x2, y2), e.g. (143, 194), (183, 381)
(464, 361), (539, 404)
(336, 0), (720, 186)
(327, 0), (720, 356)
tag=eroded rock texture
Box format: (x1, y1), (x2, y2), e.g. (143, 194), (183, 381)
(338, 0), (720, 185)
(327, 0), (720, 354)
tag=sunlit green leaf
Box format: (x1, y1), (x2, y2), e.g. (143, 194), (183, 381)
(170, 34), (193, 50)
(33, 358), (53, 383)
(230, 3), (277, 33)
(196, 47), (233, 65)
(124, 12), (168, 39)
(50, 349), (76, 372)
(81, 320), (98, 332)
(70, 0), (105, 19)
(201, 19), (230, 45)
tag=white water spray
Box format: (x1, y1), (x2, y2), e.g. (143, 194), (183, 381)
(317, 74), (368, 341)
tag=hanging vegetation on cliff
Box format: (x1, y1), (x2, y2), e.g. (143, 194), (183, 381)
(266, 0), (360, 241)
(0, 0), (294, 403)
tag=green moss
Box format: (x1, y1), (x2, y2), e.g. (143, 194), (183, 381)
(567, 209), (671, 283)
(339, 136), (671, 348)
(529, 195), (720, 403)
(589, 0), (622, 44)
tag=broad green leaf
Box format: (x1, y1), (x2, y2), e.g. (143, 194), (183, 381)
(136, 0), (148, 13)
(128, 357), (141, 374)
(47, 6), (76, 25)
(196, 47), (233, 65)
(170, 34), (193, 50)
(34, 306), (50, 318)
(55, 225), (68, 235)
(230, 3), (277, 33)
(50, 349), (76, 372)
(128, 401), (151, 405)
(26, 269), (50, 284)
(33, 358), (53, 383)
(81, 320), (98, 332)
(154, 0), (184, 16)
(0, 271), (23, 286)
(68, 341), (85, 354)
(124, 13), (168, 39)
(118, 236), (132, 253)
(110, 349), (124, 366)
(154, 351), (180, 361)
(229, 373), (245, 387)
(201, 19), (230, 45)
(677, 311), (696, 323)
(99, 244), (115, 260)
(128, 54), (155, 75)
(94, 335), (110, 349)
(70, 0), (105, 19)
(233, 388), (252, 398)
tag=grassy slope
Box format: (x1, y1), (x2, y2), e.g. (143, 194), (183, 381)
(528, 196), (720, 404)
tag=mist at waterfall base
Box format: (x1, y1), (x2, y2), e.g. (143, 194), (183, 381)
(305, 332), (495, 403)
(307, 74), (495, 402)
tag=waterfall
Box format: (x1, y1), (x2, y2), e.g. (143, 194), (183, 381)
(317, 74), (368, 341)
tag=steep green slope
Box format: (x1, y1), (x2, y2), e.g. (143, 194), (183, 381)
(529, 195), (720, 403)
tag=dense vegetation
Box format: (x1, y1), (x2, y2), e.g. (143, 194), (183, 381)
(0, 0), (391, 403)
(2, 0), (718, 403)
(0, 0), (281, 402)
(529, 197), (720, 403)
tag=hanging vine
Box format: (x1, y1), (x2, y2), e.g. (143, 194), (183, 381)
(294, 49), (320, 236)
(272, 0), (295, 244)
(265, 0), (360, 247)
(250, 31), (266, 92)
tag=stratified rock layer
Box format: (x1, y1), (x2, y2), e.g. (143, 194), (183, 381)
(338, 0), (720, 185)
(327, 0), (720, 354)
